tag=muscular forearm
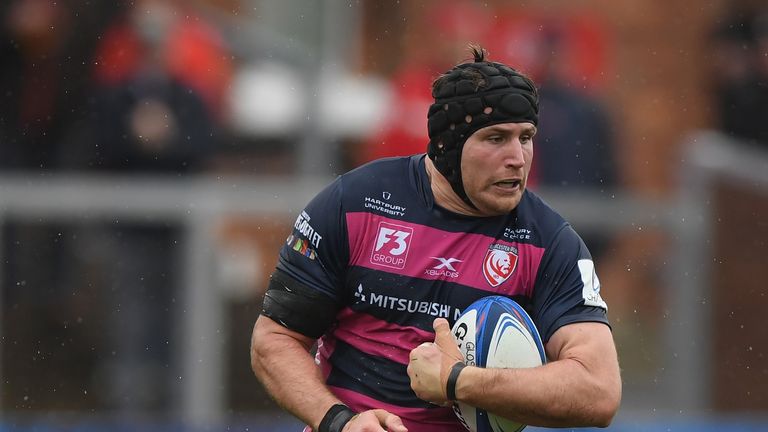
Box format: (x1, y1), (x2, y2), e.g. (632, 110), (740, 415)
(250, 316), (340, 429)
(409, 320), (621, 428)
(455, 356), (619, 427)
(454, 322), (621, 427)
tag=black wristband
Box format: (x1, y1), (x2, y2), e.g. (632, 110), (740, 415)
(318, 403), (357, 432)
(446, 361), (467, 401)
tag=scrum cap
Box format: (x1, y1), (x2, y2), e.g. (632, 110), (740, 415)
(427, 48), (539, 208)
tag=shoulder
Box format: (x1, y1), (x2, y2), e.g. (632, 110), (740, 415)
(305, 157), (412, 205)
(342, 155), (418, 183)
(519, 190), (563, 219)
(516, 190), (571, 245)
(337, 155), (424, 210)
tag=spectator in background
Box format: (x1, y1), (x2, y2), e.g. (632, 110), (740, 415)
(92, 0), (232, 120)
(88, 62), (215, 172)
(0, 0), (115, 170)
(712, 8), (768, 148)
(0, 0), (122, 410)
(531, 27), (616, 190)
(79, 0), (231, 413)
(519, 23), (619, 285)
(85, 0), (232, 172)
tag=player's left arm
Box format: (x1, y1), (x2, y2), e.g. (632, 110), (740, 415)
(460, 320), (620, 427)
(408, 319), (621, 427)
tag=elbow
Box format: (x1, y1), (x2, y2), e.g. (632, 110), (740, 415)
(590, 381), (622, 427)
(591, 400), (619, 428)
(557, 371), (621, 427)
(544, 379), (621, 427)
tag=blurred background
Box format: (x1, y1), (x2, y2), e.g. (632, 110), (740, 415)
(1, 0), (767, 430)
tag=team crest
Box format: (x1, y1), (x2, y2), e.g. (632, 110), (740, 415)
(482, 244), (519, 287)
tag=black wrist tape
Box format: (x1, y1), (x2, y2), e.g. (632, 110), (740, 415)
(446, 361), (467, 401)
(318, 403), (356, 432)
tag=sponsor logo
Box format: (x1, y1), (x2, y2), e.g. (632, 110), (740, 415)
(578, 259), (607, 309)
(482, 244), (519, 287)
(370, 222), (413, 269)
(431, 257), (461, 271)
(503, 227), (533, 241)
(293, 211), (322, 248)
(354, 283), (366, 303)
(286, 234), (317, 260)
(354, 283), (462, 320)
(364, 196), (406, 217)
(424, 257), (462, 278)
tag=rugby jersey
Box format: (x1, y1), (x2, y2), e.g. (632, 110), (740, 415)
(275, 154), (609, 431)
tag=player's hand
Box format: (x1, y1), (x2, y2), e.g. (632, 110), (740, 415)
(341, 408), (408, 432)
(407, 318), (464, 405)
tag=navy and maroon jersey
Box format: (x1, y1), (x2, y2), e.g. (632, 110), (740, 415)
(276, 155), (609, 432)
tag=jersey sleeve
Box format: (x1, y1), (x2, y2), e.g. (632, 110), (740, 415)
(531, 225), (610, 343)
(275, 176), (349, 302)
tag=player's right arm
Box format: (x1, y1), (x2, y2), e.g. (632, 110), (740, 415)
(249, 177), (407, 432)
(251, 315), (407, 432)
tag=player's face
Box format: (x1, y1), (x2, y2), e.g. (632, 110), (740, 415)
(461, 122), (536, 216)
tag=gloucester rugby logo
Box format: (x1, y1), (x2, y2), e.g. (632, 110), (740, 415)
(482, 244), (518, 287)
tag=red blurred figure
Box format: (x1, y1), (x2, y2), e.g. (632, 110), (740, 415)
(358, 4), (612, 172)
(93, 0), (232, 119)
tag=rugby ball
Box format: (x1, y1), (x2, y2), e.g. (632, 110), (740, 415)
(451, 296), (546, 432)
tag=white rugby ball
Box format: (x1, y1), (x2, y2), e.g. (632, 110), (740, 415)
(451, 296), (546, 432)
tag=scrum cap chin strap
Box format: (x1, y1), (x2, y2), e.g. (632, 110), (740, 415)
(426, 62), (539, 209)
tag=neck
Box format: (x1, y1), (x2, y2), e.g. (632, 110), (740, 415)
(425, 157), (484, 217)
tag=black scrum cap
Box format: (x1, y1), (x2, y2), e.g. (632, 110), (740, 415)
(427, 52), (539, 209)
